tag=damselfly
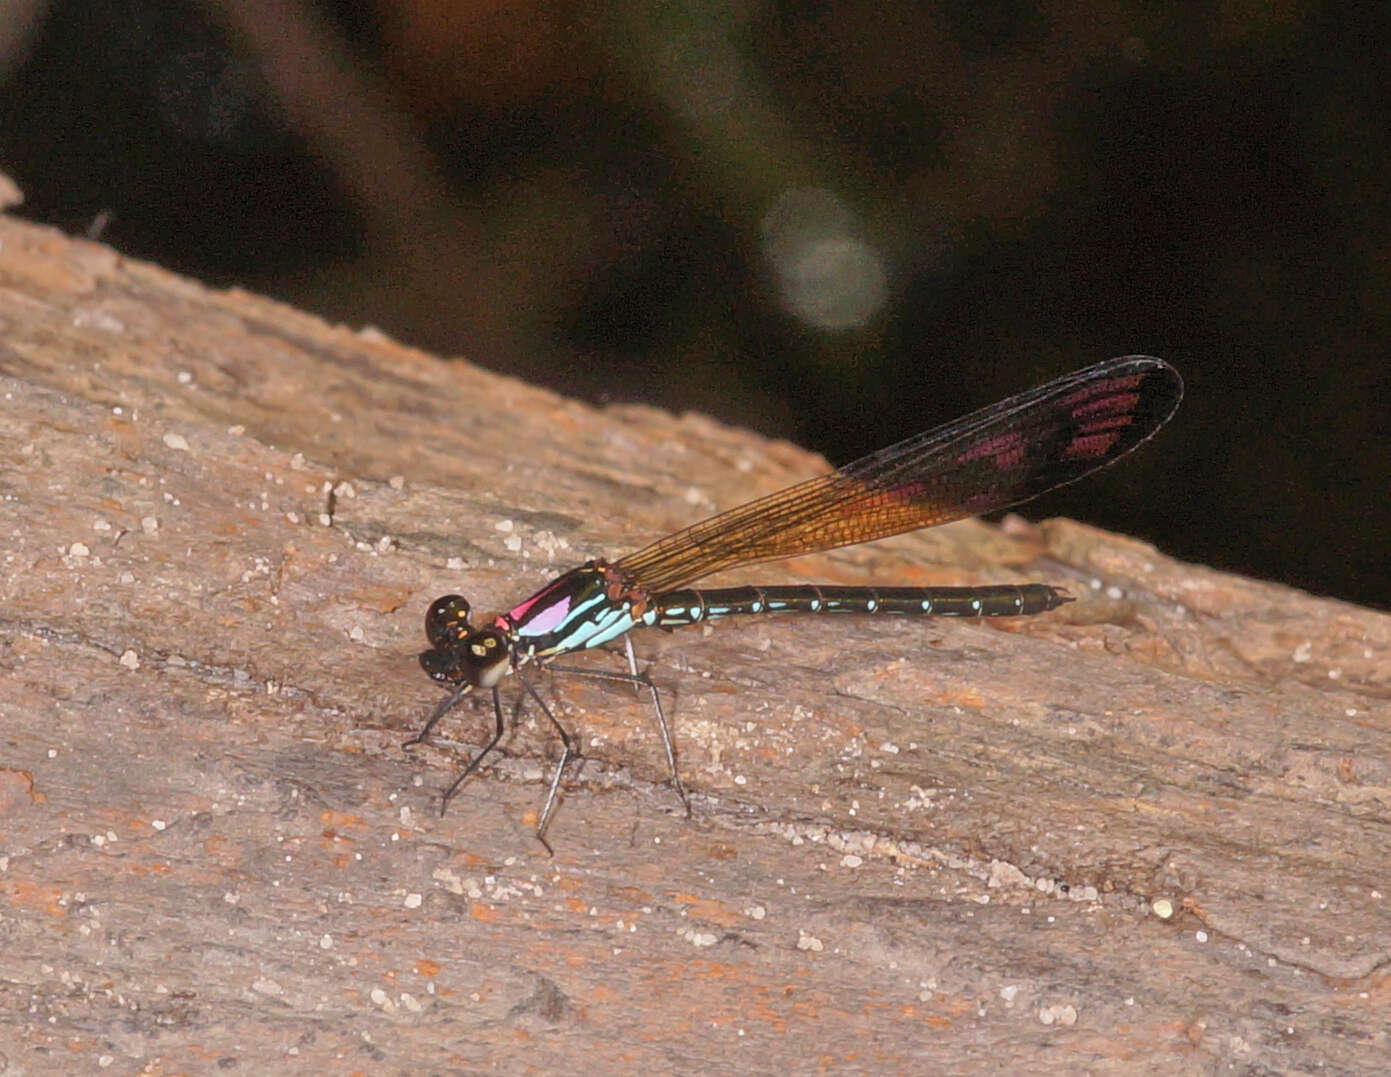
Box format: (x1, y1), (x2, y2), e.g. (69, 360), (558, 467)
(408, 355), (1182, 849)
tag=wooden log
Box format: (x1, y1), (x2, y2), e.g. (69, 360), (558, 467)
(1, 205), (1388, 1073)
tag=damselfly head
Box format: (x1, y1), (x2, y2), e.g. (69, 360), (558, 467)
(419, 625), (511, 689)
(424, 594), (472, 648)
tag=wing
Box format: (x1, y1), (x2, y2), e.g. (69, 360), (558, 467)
(614, 355), (1182, 593)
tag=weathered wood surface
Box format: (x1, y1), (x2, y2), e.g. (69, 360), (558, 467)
(1, 206), (1388, 1075)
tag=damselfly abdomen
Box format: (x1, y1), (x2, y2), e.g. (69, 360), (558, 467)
(407, 355), (1182, 850)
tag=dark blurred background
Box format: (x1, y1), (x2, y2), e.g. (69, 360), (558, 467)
(1, 0), (1386, 607)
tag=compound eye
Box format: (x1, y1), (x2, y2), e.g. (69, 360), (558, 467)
(419, 645), (467, 684)
(425, 594), (471, 647)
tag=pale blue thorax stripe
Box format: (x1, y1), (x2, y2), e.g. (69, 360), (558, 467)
(575, 608), (640, 649)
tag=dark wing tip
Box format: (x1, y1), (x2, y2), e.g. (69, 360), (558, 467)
(1109, 354), (1184, 432)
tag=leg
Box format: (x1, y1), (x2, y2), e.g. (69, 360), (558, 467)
(437, 685), (507, 815)
(588, 636), (643, 693)
(545, 660), (690, 818)
(402, 681), (472, 748)
(515, 668), (577, 856)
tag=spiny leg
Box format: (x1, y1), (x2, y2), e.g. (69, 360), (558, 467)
(588, 635), (645, 686)
(545, 659), (690, 818)
(588, 635), (645, 690)
(515, 668), (578, 855)
(623, 634), (641, 682)
(402, 681), (472, 749)
(438, 685), (507, 815)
